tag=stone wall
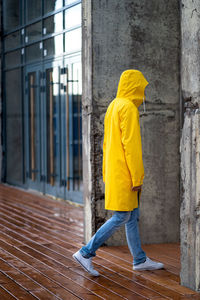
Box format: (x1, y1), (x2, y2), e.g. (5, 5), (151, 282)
(82, 0), (180, 245)
(180, 110), (200, 292)
(180, 0), (200, 291)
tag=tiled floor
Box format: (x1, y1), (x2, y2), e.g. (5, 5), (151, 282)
(0, 183), (199, 299)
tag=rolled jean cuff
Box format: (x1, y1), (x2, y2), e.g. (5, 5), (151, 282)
(80, 246), (96, 258)
(133, 256), (146, 266)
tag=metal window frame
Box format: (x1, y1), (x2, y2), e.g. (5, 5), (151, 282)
(2, 0), (81, 37)
(3, 0), (82, 70)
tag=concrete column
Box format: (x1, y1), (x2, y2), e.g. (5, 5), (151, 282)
(82, 0), (94, 242)
(82, 0), (180, 245)
(180, 0), (200, 292)
(180, 110), (200, 292)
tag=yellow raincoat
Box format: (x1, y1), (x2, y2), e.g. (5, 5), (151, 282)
(103, 70), (149, 211)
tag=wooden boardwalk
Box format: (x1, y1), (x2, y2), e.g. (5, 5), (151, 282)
(0, 183), (199, 300)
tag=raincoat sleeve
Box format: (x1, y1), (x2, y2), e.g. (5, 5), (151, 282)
(102, 136), (106, 183)
(119, 105), (144, 187)
(102, 116), (107, 183)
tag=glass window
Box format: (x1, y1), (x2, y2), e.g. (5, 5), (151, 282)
(43, 35), (63, 57)
(65, 28), (81, 54)
(44, 0), (63, 14)
(65, 0), (78, 5)
(5, 68), (23, 183)
(46, 68), (60, 185)
(72, 62), (82, 95)
(26, 0), (42, 22)
(5, 50), (21, 69)
(44, 12), (63, 35)
(26, 21), (42, 43)
(26, 43), (42, 63)
(4, 31), (21, 51)
(65, 4), (81, 29)
(27, 72), (38, 182)
(3, 0), (20, 33)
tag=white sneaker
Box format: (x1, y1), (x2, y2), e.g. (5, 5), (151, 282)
(72, 250), (100, 276)
(133, 257), (164, 271)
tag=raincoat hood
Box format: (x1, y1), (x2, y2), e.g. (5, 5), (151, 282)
(116, 70), (149, 107)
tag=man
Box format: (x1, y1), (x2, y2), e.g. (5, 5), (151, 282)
(73, 70), (164, 276)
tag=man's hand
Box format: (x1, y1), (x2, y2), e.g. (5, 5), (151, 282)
(131, 185), (142, 192)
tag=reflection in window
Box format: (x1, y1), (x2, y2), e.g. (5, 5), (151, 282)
(44, 0), (63, 15)
(5, 50), (21, 68)
(44, 12), (63, 35)
(28, 72), (37, 181)
(5, 68), (23, 183)
(65, 0), (78, 5)
(65, 4), (81, 29)
(5, 31), (20, 51)
(65, 28), (81, 54)
(26, 0), (42, 22)
(26, 43), (42, 63)
(3, 0), (20, 33)
(26, 22), (42, 43)
(72, 62), (82, 191)
(44, 35), (63, 57)
(46, 68), (59, 185)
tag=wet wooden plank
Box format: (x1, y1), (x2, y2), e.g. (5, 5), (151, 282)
(0, 257), (60, 300)
(93, 256), (198, 300)
(0, 218), (163, 299)
(1, 199), (84, 232)
(0, 206), (83, 244)
(0, 240), (99, 299)
(0, 183), (199, 300)
(0, 215), (146, 299)
(0, 200), (83, 237)
(0, 277), (37, 299)
(0, 286), (18, 300)
(0, 184), (83, 223)
(101, 244), (180, 273)
(0, 212), (154, 299)
(0, 236), (122, 299)
(0, 221), (187, 299)
(0, 217), (148, 299)
(0, 226), (188, 298)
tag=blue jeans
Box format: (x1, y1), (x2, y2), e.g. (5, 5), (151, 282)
(80, 208), (146, 265)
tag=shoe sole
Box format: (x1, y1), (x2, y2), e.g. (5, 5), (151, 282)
(133, 265), (164, 271)
(72, 254), (100, 277)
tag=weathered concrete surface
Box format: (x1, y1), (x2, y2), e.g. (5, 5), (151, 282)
(82, 0), (180, 245)
(181, 0), (200, 108)
(180, 110), (200, 292)
(82, 0), (94, 243)
(180, 0), (200, 291)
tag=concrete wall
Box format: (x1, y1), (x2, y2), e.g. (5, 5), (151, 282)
(180, 110), (200, 292)
(82, 0), (180, 245)
(180, 0), (200, 291)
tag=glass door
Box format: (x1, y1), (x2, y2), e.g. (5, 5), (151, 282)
(43, 61), (63, 197)
(24, 58), (82, 203)
(62, 56), (83, 202)
(25, 64), (42, 191)
(25, 61), (62, 196)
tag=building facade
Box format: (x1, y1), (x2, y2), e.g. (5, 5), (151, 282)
(1, 0), (83, 203)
